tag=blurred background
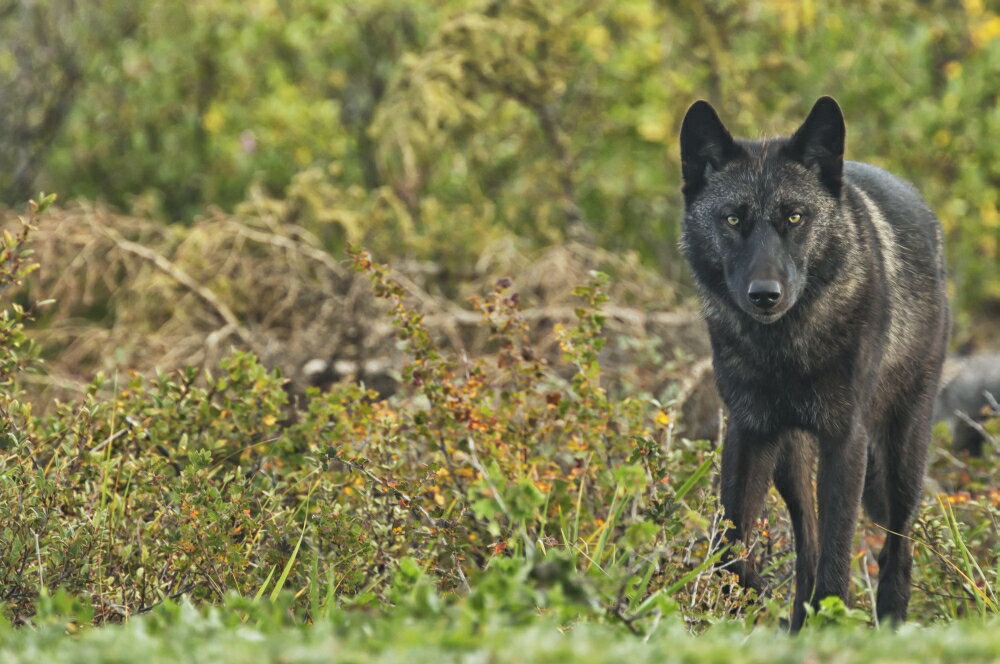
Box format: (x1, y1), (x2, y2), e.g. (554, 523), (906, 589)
(1, 0), (998, 423)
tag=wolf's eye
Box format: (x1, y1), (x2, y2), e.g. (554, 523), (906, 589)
(788, 213), (802, 224)
(725, 215), (740, 226)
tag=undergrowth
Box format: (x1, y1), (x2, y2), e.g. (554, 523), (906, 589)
(0, 202), (998, 636)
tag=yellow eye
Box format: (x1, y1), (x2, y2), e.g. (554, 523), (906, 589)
(788, 213), (802, 224)
(726, 215), (740, 226)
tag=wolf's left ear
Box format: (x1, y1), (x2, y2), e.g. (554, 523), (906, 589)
(786, 96), (845, 197)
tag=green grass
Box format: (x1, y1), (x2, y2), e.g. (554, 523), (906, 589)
(5, 596), (1000, 664)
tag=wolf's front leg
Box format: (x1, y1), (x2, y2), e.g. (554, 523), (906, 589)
(814, 418), (867, 608)
(773, 433), (819, 632)
(719, 425), (781, 592)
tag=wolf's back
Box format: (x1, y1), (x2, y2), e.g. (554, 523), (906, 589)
(843, 160), (948, 371)
(844, 161), (944, 272)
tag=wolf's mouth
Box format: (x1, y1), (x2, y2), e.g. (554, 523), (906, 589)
(747, 308), (786, 324)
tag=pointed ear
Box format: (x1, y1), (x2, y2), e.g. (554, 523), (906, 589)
(786, 96), (845, 196)
(680, 100), (742, 199)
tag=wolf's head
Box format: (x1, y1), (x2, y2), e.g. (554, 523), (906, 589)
(679, 97), (845, 324)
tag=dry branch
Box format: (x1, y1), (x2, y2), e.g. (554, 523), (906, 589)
(87, 216), (266, 358)
(11, 204), (711, 413)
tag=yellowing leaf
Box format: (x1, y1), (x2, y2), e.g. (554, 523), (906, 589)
(202, 106), (225, 133)
(972, 16), (1000, 47)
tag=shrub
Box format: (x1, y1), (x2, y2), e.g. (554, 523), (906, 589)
(4, 1), (999, 316)
(1, 208), (998, 631)
(0, 220), (738, 628)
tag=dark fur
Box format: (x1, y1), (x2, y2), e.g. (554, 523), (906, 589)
(678, 97), (948, 629)
(935, 354), (1000, 457)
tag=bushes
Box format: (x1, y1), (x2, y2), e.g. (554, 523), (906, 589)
(1, 216), (734, 626)
(4, 0), (1000, 315)
(1, 203), (999, 630)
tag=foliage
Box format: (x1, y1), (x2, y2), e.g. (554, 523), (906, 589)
(0, 207), (996, 633)
(3, 0), (999, 314)
(2, 0), (1000, 655)
(6, 593), (1000, 663)
(0, 222), (736, 626)
(0, 2), (139, 205)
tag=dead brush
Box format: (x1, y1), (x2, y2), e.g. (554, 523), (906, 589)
(5, 202), (712, 427)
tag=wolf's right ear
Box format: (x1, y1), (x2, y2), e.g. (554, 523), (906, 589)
(680, 101), (741, 199)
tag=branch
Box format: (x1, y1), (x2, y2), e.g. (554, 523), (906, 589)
(671, 356), (714, 411)
(222, 220), (348, 280)
(89, 217), (266, 358)
(334, 456), (439, 531)
(954, 409), (997, 449)
(422, 306), (701, 331)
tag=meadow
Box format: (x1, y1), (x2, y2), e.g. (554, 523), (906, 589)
(1, 0), (999, 660)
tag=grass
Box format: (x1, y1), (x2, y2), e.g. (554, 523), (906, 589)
(5, 594), (1000, 664)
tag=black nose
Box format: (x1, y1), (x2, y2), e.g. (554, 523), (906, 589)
(747, 280), (782, 310)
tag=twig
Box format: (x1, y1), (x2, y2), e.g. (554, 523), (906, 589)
(334, 456), (438, 530)
(642, 607), (663, 642)
(671, 356), (713, 413)
(859, 545), (878, 629)
(715, 407), (727, 450)
(335, 455), (471, 593)
(452, 553), (471, 593)
(135, 584), (196, 614)
(465, 436), (509, 518)
(88, 217), (265, 358)
(34, 532), (43, 589)
(224, 221), (347, 279)
(912, 582), (981, 602)
(984, 390), (999, 414)
(609, 604), (644, 636)
(954, 409), (997, 449)
(89, 428), (128, 456)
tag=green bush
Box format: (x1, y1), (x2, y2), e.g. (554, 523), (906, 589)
(4, 0), (999, 312)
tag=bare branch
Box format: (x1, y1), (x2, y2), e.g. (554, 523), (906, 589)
(954, 409), (997, 449)
(87, 216), (266, 358)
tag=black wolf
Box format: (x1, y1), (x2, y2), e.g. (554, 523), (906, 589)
(678, 97), (948, 629)
(935, 354), (1000, 457)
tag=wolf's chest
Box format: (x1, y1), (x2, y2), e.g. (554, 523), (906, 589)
(712, 335), (860, 434)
